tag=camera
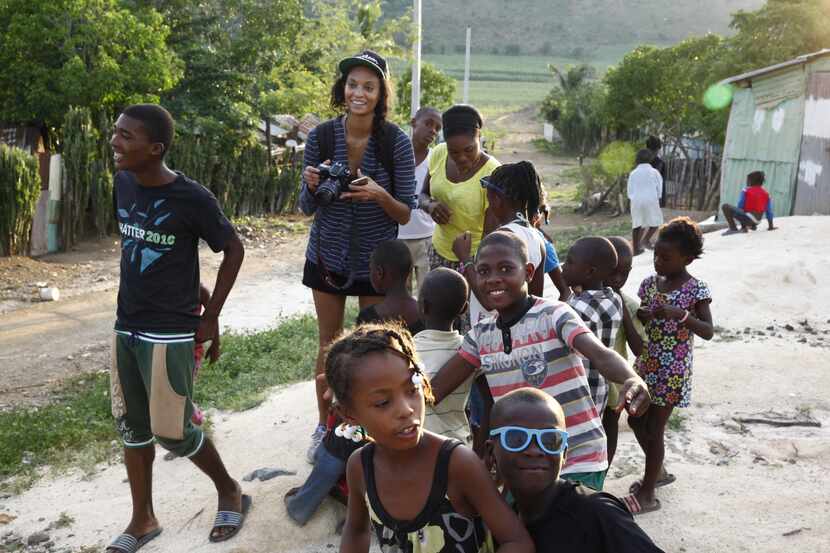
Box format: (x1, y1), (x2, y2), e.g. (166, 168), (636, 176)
(315, 162), (353, 206)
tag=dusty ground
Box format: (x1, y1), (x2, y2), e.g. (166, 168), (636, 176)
(2, 216), (829, 553)
(0, 218), (310, 409)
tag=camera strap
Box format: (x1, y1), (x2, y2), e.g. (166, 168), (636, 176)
(310, 117), (400, 292)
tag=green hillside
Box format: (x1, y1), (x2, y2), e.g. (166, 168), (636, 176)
(386, 0), (765, 59)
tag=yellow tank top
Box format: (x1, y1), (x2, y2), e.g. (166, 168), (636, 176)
(429, 143), (500, 261)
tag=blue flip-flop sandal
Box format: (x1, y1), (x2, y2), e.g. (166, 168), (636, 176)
(209, 494), (252, 543)
(107, 527), (162, 552)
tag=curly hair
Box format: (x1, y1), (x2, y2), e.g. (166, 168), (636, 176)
(330, 70), (394, 140)
(657, 216), (704, 259)
(325, 322), (434, 408)
(487, 161), (545, 221)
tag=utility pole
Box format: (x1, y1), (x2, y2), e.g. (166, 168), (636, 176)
(463, 26), (471, 104)
(410, 0), (422, 118)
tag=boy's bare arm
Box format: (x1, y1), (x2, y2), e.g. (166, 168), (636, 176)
(547, 267), (571, 301)
(340, 452), (371, 553)
(197, 233), (245, 362)
(430, 353), (477, 404)
(621, 304), (644, 357)
(573, 332), (650, 417)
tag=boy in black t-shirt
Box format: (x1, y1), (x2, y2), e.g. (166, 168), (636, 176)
(487, 388), (664, 553)
(107, 104), (247, 552)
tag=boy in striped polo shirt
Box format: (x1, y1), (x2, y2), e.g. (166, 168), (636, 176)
(431, 231), (650, 491)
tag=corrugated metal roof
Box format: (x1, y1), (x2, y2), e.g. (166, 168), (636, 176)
(723, 49), (830, 85)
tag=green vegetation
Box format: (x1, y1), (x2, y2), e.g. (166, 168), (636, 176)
(405, 0), (755, 57)
(0, 301), (359, 488)
(668, 411), (687, 432)
(0, 144), (41, 256)
(395, 62), (457, 120)
(539, 0), (830, 156)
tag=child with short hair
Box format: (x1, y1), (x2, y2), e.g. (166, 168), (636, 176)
(622, 217), (714, 515)
(431, 231), (651, 492)
(357, 239), (425, 335)
(398, 107), (443, 294)
(603, 236), (648, 467)
(415, 268), (474, 443)
(721, 170), (776, 234)
(487, 388), (665, 553)
(562, 236), (623, 416)
(329, 324), (534, 553)
(627, 149), (663, 255)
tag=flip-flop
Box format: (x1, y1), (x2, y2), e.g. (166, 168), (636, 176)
(628, 473), (676, 494)
(209, 494), (252, 543)
(621, 494), (661, 516)
(106, 527), (162, 553)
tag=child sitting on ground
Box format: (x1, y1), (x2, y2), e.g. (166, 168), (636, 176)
(415, 268), (476, 443)
(602, 236), (649, 467)
(487, 388), (665, 553)
(431, 231), (651, 492)
(721, 170), (776, 234)
(562, 236), (623, 416)
(330, 323), (534, 553)
(357, 239), (425, 335)
(623, 217), (714, 515)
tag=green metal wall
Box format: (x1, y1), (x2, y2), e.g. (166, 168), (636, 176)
(720, 71), (806, 215)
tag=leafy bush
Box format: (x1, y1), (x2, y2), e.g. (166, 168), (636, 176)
(0, 144), (41, 256)
(395, 62), (457, 120)
(599, 141), (637, 179)
(61, 107), (115, 250)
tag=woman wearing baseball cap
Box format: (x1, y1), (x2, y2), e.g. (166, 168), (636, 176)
(297, 50), (417, 463)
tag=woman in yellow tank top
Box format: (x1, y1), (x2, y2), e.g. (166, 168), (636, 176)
(418, 105), (500, 277)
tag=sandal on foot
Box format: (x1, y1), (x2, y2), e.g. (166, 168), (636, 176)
(621, 494), (661, 515)
(106, 528), (162, 553)
(209, 494), (252, 543)
(628, 473), (676, 494)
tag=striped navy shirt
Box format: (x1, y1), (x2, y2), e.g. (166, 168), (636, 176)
(300, 117), (416, 279)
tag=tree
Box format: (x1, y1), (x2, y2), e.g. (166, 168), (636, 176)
(395, 62), (456, 121)
(726, 0), (830, 74)
(0, 0), (180, 132)
(540, 64), (607, 154)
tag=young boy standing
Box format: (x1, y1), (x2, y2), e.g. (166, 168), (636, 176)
(627, 149), (664, 255)
(487, 388), (665, 553)
(398, 107), (442, 294)
(108, 104), (247, 551)
(414, 267), (472, 442)
(721, 170), (776, 234)
(431, 231), (650, 491)
(562, 236), (623, 415)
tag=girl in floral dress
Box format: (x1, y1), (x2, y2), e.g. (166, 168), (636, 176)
(622, 217), (714, 515)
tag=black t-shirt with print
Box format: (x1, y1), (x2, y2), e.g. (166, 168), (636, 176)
(526, 481), (665, 553)
(113, 171), (234, 333)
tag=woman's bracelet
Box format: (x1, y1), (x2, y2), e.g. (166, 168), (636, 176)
(679, 310), (690, 324)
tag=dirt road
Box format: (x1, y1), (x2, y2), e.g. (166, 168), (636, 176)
(0, 228), (310, 409)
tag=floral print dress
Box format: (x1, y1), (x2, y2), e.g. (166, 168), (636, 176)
(634, 275), (712, 408)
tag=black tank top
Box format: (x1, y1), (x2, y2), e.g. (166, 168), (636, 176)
(361, 439), (491, 553)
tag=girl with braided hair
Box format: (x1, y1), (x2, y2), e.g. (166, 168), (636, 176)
(329, 323), (533, 553)
(453, 161), (566, 324)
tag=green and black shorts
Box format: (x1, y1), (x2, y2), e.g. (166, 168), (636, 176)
(110, 330), (204, 457)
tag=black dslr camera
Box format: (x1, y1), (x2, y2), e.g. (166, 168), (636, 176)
(315, 161), (354, 206)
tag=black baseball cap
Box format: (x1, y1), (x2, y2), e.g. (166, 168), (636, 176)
(338, 50), (389, 80)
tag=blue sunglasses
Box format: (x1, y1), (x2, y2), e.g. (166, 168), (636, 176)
(490, 426), (568, 455)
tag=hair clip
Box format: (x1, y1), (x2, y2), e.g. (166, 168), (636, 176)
(334, 423), (366, 443)
(411, 371), (424, 389)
